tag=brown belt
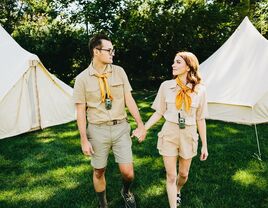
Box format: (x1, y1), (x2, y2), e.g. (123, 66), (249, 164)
(99, 119), (126, 126)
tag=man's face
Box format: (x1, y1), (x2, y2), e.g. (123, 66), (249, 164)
(94, 39), (115, 64)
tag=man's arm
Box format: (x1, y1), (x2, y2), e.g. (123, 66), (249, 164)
(124, 92), (146, 142)
(76, 103), (94, 155)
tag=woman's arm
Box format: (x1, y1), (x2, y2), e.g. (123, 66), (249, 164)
(132, 111), (162, 139)
(197, 119), (208, 161)
(145, 112), (162, 130)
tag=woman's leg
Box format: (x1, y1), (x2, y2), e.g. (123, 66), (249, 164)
(163, 156), (178, 208)
(177, 157), (192, 193)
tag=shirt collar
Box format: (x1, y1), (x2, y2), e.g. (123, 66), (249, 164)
(88, 62), (112, 76)
(168, 79), (193, 89)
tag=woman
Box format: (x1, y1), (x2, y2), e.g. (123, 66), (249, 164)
(136, 51), (208, 207)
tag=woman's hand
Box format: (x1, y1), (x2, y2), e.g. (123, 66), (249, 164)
(200, 146), (208, 161)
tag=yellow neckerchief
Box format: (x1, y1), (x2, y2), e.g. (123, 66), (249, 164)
(175, 77), (192, 112)
(95, 73), (113, 103)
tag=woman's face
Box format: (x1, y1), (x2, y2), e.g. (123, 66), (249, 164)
(172, 55), (189, 76)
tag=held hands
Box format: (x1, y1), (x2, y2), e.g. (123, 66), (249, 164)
(200, 146), (208, 161)
(81, 139), (94, 156)
(131, 125), (147, 143)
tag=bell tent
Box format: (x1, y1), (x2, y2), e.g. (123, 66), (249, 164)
(200, 17), (268, 125)
(0, 25), (75, 139)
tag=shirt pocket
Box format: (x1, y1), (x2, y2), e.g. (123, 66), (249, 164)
(85, 86), (101, 108)
(165, 97), (177, 111)
(110, 81), (124, 99)
(189, 96), (199, 116)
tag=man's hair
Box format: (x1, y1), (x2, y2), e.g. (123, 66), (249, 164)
(88, 33), (111, 58)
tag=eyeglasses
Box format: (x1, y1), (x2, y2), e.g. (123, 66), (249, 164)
(96, 48), (115, 55)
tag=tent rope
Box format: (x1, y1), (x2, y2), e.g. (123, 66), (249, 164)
(144, 92), (157, 100)
(38, 62), (71, 98)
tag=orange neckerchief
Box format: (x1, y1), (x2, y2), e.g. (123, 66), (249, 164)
(175, 77), (192, 112)
(95, 73), (113, 102)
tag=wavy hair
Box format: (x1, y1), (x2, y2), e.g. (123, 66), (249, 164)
(176, 51), (202, 91)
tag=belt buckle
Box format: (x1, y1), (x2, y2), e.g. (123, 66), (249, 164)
(112, 120), (117, 125)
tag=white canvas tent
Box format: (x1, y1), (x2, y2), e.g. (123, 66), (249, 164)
(200, 16), (268, 125)
(0, 25), (75, 139)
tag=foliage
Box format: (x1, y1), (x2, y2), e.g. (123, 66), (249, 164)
(0, 0), (267, 86)
(0, 0), (23, 33)
(253, 0), (268, 37)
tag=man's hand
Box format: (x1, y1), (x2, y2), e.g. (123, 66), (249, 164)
(81, 139), (94, 156)
(131, 126), (147, 143)
(200, 145), (208, 161)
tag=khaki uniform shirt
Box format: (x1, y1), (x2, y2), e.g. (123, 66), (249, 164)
(73, 63), (132, 124)
(152, 79), (208, 125)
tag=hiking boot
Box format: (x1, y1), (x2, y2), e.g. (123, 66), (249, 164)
(120, 188), (136, 208)
(177, 192), (181, 207)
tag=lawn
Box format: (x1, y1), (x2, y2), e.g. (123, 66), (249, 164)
(0, 90), (267, 208)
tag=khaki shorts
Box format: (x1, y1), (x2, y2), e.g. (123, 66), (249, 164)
(87, 120), (133, 169)
(157, 121), (199, 159)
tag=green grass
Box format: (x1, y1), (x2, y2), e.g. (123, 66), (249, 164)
(0, 90), (268, 208)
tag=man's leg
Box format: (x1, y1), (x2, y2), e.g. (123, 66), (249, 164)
(177, 157), (192, 193)
(163, 156), (178, 208)
(119, 163), (134, 193)
(93, 168), (108, 208)
(119, 163), (136, 208)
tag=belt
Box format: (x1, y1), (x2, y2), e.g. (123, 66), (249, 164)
(100, 119), (126, 126)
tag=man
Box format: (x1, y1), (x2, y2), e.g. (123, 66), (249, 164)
(73, 34), (146, 208)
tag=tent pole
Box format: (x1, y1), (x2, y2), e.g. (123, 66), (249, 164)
(253, 123), (262, 161)
(32, 60), (42, 128)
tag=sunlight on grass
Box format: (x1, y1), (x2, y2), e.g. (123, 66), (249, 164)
(224, 126), (240, 134)
(232, 161), (267, 189)
(210, 131), (227, 138)
(134, 156), (163, 169)
(138, 102), (151, 108)
(0, 187), (56, 203)
(142, 181), (166, 197)
(36, 138), (55, 143)
(0, 190), (16, 201)
(36, 130), (57, 138)
(16, 186), (56, 202)
(206, 123), (219, 128)
(145, 112), (154, 117)
(0, 164), (90, 204)
(58, 131), (79, 139)
(233, 170), (257, 185)
(49, 164), (89, 178)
